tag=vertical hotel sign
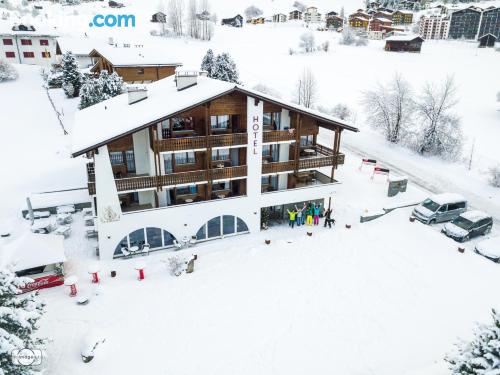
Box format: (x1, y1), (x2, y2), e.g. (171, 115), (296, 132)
(247, 96), (263, 198)
(252, 115), (260, 155)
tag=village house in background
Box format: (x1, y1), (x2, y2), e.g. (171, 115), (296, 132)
(89, 46), (182, 83)
(221, 14), (243, 27)
(478, 33), (497, 47)
(272, 13), (287, 23)
(73, 70), (357, 260)
(0, 24), (59, 66)
(392, 10), (413, 24)
(304, 6), (322, 23)
(447, 6), (482, 40)
(150, 12), (166, 23)
(326, 13), (343, 30)
(385, 34), (424, 52)
(289, 10), (302, 21)
(478, 7), (500, 41)
(57, 36), (106, 68)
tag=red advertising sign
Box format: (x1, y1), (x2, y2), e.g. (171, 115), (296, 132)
(20, 274), (64, 293)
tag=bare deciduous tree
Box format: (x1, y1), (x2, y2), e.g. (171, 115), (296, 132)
(415, 76), (463, 159)
(244, 5), (262, 19)
(362, 73), (414, 143)
(299, 32), (315, 53)
(293, 1), (306, 12)
(168, 0), (184, 36)
(293, 68), (317, 108)
(187, 0), (200, 38)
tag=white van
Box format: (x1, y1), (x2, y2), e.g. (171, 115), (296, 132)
(412, 193), (467, 224)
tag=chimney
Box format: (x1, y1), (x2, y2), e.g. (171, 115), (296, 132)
(175, 69), (199, 91)
(127, 85), (148, 105)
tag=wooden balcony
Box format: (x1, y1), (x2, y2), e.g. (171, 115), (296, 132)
(263, 130), (296, 143)
(155, 133), (248, 152)
(261, 152), (345, 175)
(262, 161), (295, 174)
(87, 166), (248, 195)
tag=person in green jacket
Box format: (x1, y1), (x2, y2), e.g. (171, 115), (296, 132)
(287, 208), (297, 228)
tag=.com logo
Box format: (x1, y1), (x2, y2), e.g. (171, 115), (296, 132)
(89, 14), (136, 27)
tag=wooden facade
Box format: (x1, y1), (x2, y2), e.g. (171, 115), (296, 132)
(89, 49), (181, 83)
(385, 36), (424, 52)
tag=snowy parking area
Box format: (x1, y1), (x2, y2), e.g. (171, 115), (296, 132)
(37, 158), (500, 375)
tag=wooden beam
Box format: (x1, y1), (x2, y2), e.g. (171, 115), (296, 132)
(330, 128), (339, 182)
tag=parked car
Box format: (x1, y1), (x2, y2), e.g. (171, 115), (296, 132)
(475, 236), (500, 262)
(412, 193), (467, 224)
(441, 210), (493, 242)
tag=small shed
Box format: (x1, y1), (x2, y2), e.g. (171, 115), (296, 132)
(385, 35), (424, 52)
(151, 12), (166, 23)
(1, 234), (66, 292)
(221, 14), (243, 27)
(478, 33), (497, 48)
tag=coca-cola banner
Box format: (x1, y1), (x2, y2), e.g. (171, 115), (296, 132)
(20, 274), (64, 293)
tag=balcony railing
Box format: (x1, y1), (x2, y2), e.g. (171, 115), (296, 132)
(263, 130), (296, 143)
(261, 153), (345, 175)
(87, 166), (248, 195)
(155, 133), (248, 152)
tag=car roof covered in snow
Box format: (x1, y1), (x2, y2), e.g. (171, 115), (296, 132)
(89, 46), (183, 67)
(475, 236), (500, 258)
(460, 210), (491, 223)
(71, 75), (358, 156)
(429, 193), (466, 205)
(0, 234), (66, 272)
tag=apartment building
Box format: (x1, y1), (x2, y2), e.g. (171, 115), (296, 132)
(0, 24), (59, 66)
(72, 71), (358, 260)
(304, 7), (322, 23)
(448, 6), (482, 39)
(419, 14), (450, 39)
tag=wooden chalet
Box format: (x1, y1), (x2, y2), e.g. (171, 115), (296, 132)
(478, 33), (497, 48)
(151, 12), (166, 23)
(289, 10), (303, 20)
(89, 47), (182, 83)
(221, 14), (243, 27)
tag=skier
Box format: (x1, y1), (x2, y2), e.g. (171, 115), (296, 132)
(313, 204), (321, 226)
(287, 208), (297, 228)
(323, 208), (336, 228)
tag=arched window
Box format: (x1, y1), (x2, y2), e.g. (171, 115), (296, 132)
(196, 216), (249, 242)
(113, 227), (177, 258)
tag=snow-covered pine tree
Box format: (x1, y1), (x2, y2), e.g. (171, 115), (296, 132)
(211, 52), (239, 84)
(0, 267), (45, 375)
(446, 309), (500, 374)
(200, 49), (214, 77)
(100, 71), (124, 98)
(0, 60), (18, 82)
(79, 75), (104, 110)
(61, 52), (82, 98)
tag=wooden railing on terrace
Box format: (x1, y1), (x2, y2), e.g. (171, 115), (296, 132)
(263, 130), (296, 143)
(154, 133), (248, 152)
(261, 153), (345, 175)
(87, 166), (248, 195)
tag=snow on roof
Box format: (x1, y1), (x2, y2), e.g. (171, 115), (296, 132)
(0, 22), (58, 37)
(460, 210), (491, 223)
(57, 36), (107, 56)
(386, 34), (423, 42)
(1, 234), (66, 272)
(373, 17), (393, 23)
(24, 188), (91, 210)
(429, 193), (466, 205)
(91, 46), (183, 67)
(72, 75), (357, 156)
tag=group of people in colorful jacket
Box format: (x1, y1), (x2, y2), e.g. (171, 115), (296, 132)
(286, 202), (335, 228)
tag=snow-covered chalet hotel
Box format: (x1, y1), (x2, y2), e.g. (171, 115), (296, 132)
(72, 70), (358, 260)
(0, 24), (59, 66)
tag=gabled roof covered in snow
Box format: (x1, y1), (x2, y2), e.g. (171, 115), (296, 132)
(89, 46), (183, 67)
(57, 36), (108, 56)
(71, 75), (358, 157)
(386, 34), (423, 42)
(1, 234), (66, 272)
(0, 23), (58, 37)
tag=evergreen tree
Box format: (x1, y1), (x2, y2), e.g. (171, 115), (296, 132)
(0, 60), (18, 82)
(200, 49), (214, 77)
(211, 52), (239, 84)
(446, 309), (500, 374)
(100, 71), (124, 98)
(61, 52), (82, 98)
(0, 267), (45, 375)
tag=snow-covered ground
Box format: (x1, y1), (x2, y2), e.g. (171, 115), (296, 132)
(36, 159), (500, 375)
(1, 0), (500, 373)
